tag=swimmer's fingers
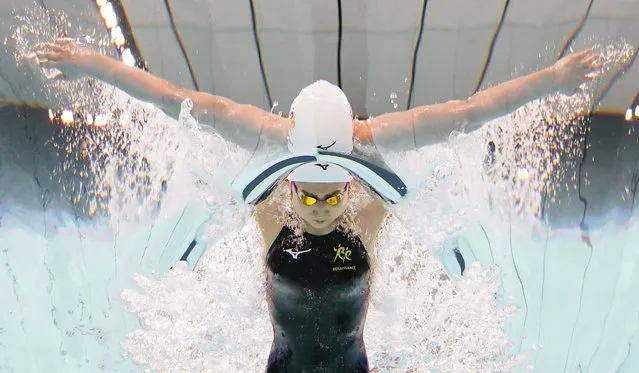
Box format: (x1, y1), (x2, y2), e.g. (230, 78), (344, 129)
(583, 54), (597, 65)
(570, 51), (603, 79)
(49, 71), (67, 81)
(585, 63), (605, 78)
(54, 37), (76, 45)
(36, 42), (79, 59)
(583, 53), (605, 68)
(570, 84), (586, 96)
(574, 48), (595, 59)
(44, 42), (66, 52)
(38, 59), (58, 68)
(584, 58), (605, 78)
(53, 38), (85, 52)
(36, 51), (62, 63)
(34, 43), (67, 59)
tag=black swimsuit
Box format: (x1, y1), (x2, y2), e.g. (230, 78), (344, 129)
(265, 224), (371, 373)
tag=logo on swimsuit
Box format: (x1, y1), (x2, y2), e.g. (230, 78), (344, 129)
(284, 248), (311, 259)
(333, 246), (356, 271)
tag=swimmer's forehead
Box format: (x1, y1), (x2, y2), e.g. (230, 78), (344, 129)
(292, 181), (349, 197)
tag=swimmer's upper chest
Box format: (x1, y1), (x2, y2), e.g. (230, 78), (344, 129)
(266, 227), (370, 290)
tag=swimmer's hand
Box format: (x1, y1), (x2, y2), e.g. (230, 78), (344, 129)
(35, 38), (99, 80)
(551, 48), (604, 94)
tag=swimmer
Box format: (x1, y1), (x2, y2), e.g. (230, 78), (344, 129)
(37, 39), (601, 372)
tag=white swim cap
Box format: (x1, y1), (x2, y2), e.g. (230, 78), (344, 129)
(287, 80), (354, 183)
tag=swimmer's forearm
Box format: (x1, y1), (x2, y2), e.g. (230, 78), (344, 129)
(83, 54), (186, 117)
(402, 67), (558, 146)
(369, 67), (560, 148)
(462, 66), (558, 129)
(83, 55), (286, 148)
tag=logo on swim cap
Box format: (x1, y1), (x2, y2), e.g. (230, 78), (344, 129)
(287, 80), (353, 154)
(316, 142), (336, 151)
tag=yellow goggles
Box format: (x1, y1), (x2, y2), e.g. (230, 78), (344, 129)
(292, 182), (348, 206)
(299, 194), (343, 206)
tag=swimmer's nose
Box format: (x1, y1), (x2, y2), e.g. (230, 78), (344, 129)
(311, 209), (330, 217)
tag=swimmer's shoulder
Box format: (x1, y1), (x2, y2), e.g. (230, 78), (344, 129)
(255, 201), (287, 249)
(354, 196), (388, 250)
(353, 119), (374, 145)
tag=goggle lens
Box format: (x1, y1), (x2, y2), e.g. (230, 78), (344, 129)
(301, 195), (318, 206)
(325, 195), (341, 206)
(300, 193), (342, 206)
(294, 182), (347, 207)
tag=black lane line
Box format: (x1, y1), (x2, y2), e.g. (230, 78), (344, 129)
(558, 1), (627, 247)
(249, 0), (273, 109)
(163, 0), (200, 90)
(337, 0), (343, 89)
(406, 0), (428, 110)
(97, 0), (149, 71)
(180, 240), (197, 261)
(557, 0), (595, 60)
(509, 222), (528, 353)
(556, 0), (599, 246)
(472, 0), (511, 94)
(577, 114), (593, 247)
(453, 248), (465, 275)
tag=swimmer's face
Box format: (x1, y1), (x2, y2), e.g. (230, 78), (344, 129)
(290, 181), (350, 229)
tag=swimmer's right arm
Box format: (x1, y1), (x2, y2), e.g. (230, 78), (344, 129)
(361, 48), (603, 149)
(36, 39), (289, 149)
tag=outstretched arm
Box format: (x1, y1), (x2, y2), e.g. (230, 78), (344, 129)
(36, 39), (289, 149)
(364, 49), (602, 148)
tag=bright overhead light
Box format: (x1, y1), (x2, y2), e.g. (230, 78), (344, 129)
(94, 114), (109, 127)
(100, 2), (118, 30)
(121, 48), (135, 67)
(626, 108), (633, 121)
(61, 110), (74, 125)
(110, 26), (125, 48)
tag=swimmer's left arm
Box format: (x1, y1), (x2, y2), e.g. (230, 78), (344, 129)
(362, 49), (602, 148)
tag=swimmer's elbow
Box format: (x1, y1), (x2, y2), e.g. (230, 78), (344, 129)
(170, 88), (232, 124)
(464, 94), (509, 131)
(412, 100), (475, 141)
(156, 86), (190, 119)
(458, 97), (485, 132)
